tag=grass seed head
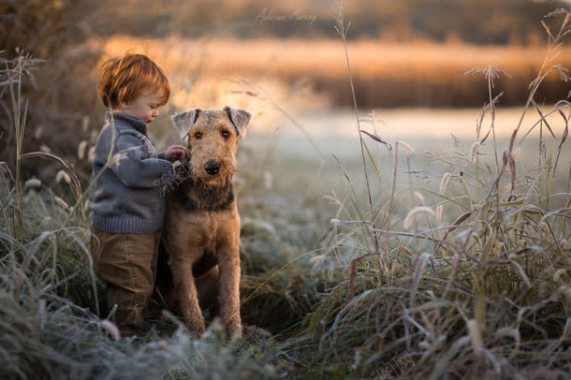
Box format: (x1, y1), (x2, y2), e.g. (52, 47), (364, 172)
(100, 320), (120, 341)
(435, 204), (443, 223)
(413, 191), (425, 205)
(24, 178), (42, 189)
(403, 206), (436, 230)
(55, 170), (71, 184)
(439, 172), (452, 193)
(54, 196), (70, 210)
(88, 147), (96, 162)
(77, 141), (88, 160)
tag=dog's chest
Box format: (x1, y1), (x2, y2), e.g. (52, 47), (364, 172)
(172, 178), (235, 213)
(166, 177), (239, 259)
(194, 212), (225, 248)
(167, 198), (238, 252)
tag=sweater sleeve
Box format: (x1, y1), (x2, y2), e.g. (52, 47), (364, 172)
(109, 133), (174, 189)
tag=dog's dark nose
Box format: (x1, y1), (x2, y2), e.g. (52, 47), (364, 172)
(204, 160), (220, 175)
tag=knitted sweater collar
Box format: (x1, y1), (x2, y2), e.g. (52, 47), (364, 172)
(105, 112), (148, 135)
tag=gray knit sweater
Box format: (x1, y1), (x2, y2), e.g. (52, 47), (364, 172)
(89, 112), (175, 233)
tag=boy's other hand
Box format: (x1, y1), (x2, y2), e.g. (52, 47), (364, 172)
(164, 145), (187, 162)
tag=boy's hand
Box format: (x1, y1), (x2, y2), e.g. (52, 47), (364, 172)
(164, 145), (187, 162)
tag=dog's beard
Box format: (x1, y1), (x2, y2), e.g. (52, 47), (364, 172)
(189, 159), (237, 187)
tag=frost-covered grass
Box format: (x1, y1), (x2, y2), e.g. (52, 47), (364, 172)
(2, 7), (571, 380)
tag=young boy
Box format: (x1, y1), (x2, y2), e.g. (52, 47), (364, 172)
(89, 53), (186, 337)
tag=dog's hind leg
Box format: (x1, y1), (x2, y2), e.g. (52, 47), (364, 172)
(154, 242), (178, 313)
(196, 265), (219, 315)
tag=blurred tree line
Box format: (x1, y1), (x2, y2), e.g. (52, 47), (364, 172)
(0, 0), (104, 178)
(97, 0), (568, 45)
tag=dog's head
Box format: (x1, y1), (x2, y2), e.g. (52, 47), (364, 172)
(171, 106), (251, 185)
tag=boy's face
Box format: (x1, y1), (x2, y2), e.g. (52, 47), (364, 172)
(118, 91), (165, 124)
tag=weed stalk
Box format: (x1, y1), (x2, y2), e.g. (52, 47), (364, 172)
(5, 55), (28, 239)
(334, 0), (380, 259)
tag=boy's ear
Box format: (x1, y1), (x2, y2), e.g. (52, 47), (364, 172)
(224, 106), (252, 138)
(171, 109), (201, 140)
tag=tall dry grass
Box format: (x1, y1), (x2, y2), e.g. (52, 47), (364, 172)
(1, 4), (571, 380)
(284, 6), (571, 378)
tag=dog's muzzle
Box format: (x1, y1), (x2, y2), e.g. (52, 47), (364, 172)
(204, 160), (220, 175)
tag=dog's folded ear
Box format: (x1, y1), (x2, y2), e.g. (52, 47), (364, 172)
(171, 109), (202, 140)
(224, 106), (252, 138)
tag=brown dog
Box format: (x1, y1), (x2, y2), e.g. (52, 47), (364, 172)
(160, 106), (251, 336)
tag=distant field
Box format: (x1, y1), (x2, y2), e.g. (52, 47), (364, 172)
(102, 36), (571, 108)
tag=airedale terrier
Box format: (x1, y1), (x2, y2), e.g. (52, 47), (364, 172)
(160, 106), (251, 336)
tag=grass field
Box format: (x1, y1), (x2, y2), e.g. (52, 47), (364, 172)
(1, 9), (571, 380)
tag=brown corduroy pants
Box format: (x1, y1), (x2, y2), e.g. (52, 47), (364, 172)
(89, 227), (161, 337)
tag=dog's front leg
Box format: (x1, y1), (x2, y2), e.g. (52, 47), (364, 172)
(217, 244), (242, 336)
(170, 252), (206, 334)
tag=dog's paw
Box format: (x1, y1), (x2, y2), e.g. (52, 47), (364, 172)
(224, 319), (242, 338)
(185, 318), (206, 336)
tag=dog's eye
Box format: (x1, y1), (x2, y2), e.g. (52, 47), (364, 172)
(221, 130), (230, 139)
(194, 132), (203, 140)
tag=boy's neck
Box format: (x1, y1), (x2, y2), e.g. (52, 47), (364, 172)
(112, 109), (145, 123)
(107, 111), (148, 134)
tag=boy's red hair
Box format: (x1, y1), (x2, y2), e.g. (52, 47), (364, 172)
(98, 53), (170, 108)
